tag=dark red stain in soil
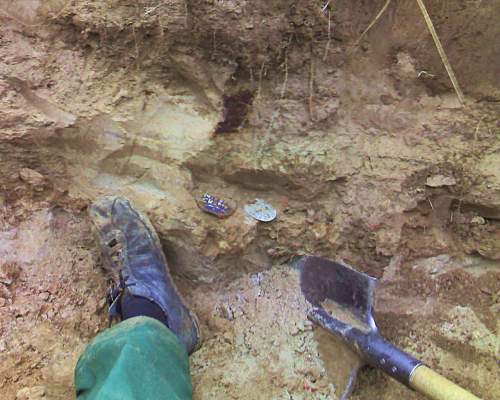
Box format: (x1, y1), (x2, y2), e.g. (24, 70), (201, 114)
(215, 90), (254, 134)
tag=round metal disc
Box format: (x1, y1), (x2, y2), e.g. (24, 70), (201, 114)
(244, 199), (277, 222)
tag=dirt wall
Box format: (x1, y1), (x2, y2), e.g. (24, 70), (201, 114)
(0, 1), (499, 399)
(1, 0), (499, 281)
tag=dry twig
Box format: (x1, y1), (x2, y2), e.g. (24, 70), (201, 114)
(308, 49), (315, 121)
(280, 35), (293, 99)
(256, 60), (267, 101)
(323, 9), (332, 61)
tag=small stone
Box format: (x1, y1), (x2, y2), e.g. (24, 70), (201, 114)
(306, 209), (315, 218)
(19, 168), (45, 186)
(471, 216), (486, 225)
(380, 94), (395, 105)
(0, 276), (12, 286)
(0, 297), (6, 307)
(218, 240), (230, 250)
(219, 303), (234, 320)
(39, 292), (50, 301)
(0, 262), (21, 284)
(0, 284), (11, 299)
(267, 247), (286, 258)
(425, 174), (456, 187)
(233, 308), (244, 318)
(303, 320), (313, 331)
(222, 332), (233, 344)
(267, 248), (278, 257)
(16, 385), (46, 400)
(289, 325), (300, 336)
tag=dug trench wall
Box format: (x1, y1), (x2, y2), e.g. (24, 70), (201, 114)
(1, 0), (499, 280)
(0, 1), (499, 399)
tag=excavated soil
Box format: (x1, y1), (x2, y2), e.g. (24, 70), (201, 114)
(1, 1), (499, 399)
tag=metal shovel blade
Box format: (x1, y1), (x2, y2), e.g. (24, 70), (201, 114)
(298, 256), (422, 400)
(299, 255), (378, 333)
(298, 256), (378, 399)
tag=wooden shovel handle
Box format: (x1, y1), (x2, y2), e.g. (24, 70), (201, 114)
(410, 365), (482, 400)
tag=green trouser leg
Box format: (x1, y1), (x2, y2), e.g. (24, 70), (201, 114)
(75, 316), (192, 400)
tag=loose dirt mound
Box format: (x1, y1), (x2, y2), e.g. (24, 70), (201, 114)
(0, 210), (107, 399)
(0, 1), (499, 399)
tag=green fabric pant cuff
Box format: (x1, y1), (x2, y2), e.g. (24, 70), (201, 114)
(75, 316), (192, 400)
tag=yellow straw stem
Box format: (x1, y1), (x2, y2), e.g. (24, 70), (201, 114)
(355, 0), (393, 46)
(415, 0), (465, 105)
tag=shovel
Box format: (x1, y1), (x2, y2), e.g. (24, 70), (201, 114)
(298, 256), (482, 400)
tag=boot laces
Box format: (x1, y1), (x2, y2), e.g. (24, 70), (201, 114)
(107, 273), (136, 320)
